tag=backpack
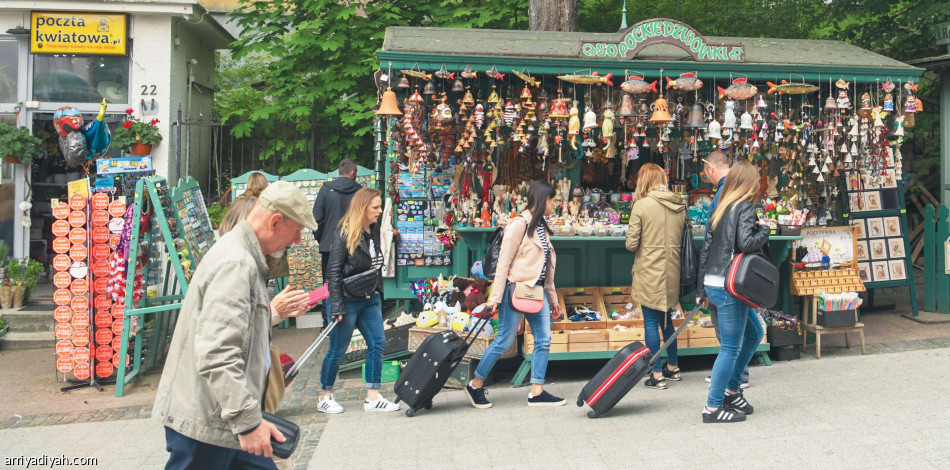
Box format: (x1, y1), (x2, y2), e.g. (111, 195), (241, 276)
(481, 226), (505, 279)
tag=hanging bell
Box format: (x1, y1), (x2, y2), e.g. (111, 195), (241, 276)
(462, 90), (475, 106)
(487, 86), (500, 104)
(583, 109), (598, 130)
(549, 98), (569, 118)
(816, 173), (825, 182)
(873, 113), (885, 129)
(739, 111), (754, 130)
(396, 76), (410, 89)
(520, 85), (532, 100)
(756, 95), (767, 109)
(808, 156), (817, 166)
(707, 119), (722, 140)
(850, 143), (858, 155)
(422, 81), (436, 95)
(824, 95), (837, 110)
(618, 94), (635, 117)
(375, 88), (403, 116)
(638, 100), (650, 118)
(687, 103), (705, 128)
(844, 152), (853, 163)
(649, 95), (673, 123)
(821, 163), (829, 173)
(451, 79), (465, 93)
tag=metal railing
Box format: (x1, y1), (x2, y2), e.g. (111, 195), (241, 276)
(172, 105), (345, 201)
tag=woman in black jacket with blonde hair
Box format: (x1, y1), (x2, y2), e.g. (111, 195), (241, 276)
(696, 160), (769, 423)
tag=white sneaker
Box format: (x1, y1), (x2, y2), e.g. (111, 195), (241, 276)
(364, 395), (401, 412)
(318, 394), (344, 414)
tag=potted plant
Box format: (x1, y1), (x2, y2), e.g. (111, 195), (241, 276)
(21, 259), (44, 304)
(5, 260), (21, 309)
(5, 258), (43, 308)
(0, 123), (44, 164)
(113, 108), (162, 156)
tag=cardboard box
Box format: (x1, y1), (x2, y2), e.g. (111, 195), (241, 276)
(569, 329), (608, 343)
(569, 341), (609, 352)
(689, 337), (720, 348)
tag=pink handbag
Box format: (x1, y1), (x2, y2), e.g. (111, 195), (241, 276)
(509, 282), (544, 314)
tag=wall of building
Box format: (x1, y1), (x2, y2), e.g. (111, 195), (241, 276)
(129, 13), (174, 178)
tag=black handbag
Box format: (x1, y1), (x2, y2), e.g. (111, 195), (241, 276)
(680, 218), (699, 286)
(481, 226), (505, 278)
(725, 252), (778, 309)
(343, 269), (378, 298)
(233, 411), (299, 459)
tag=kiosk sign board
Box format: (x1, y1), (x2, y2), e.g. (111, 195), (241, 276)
(31, 12), (128, 55)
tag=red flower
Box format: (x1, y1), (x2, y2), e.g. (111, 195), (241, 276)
(122, 121), (132, 129)
(125, 108), (134, 115)
(150, 119), (159, 125)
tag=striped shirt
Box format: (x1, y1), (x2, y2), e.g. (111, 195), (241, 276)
(536, 225), (551, 285)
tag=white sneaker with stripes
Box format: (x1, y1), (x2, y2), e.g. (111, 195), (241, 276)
(318, 394), (344, 414)
(364, 395), (401, 412)
(702, 406), (746, 423)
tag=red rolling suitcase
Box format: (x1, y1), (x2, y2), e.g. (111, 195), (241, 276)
(576, 305), (698, 418)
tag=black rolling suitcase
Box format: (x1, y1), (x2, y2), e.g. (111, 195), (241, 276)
(393, 307), (493, 417)
(577, 305), (698, 418)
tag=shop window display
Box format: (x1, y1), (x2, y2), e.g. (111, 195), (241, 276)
(0, 40), (18, 104)
(32, 54), (129, 104)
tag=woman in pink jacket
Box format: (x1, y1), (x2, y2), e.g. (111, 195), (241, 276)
(465, 181), (565, 408)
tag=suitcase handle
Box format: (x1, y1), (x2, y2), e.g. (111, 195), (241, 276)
(648, 304), (701, 367)
(285, 319), (338, 380)
(461, 305), (495, 345)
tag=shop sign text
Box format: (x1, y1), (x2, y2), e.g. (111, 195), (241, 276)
(31, 12), (128, 55)
(580, 18), (744, 62)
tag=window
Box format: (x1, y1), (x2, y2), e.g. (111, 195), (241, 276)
(0, 40), (18, 103)
(32, 54), (129, 103)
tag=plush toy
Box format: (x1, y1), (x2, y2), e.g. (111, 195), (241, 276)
(449, 277), (472, 306)
(451, 310), (470, 332)
(462, 278), (491, 311)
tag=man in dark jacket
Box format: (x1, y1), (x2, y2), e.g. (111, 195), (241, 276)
(701, 151), (750, 389)
(312, 159), (362, 322)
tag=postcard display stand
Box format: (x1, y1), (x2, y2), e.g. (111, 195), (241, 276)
(52, 191), (127, 392)
(841, 176), (919, 316)
(282, 169), (328, 291)
(115, 176), (216, 397)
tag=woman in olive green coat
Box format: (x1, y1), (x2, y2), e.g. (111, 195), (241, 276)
(625, 163), (687, 389)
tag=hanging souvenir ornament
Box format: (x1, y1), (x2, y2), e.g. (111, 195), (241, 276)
(520, 86), (533, 100)
(550, 98), (569, 118)
(722, 100), (737, 128)
(756, 95), (767, 109)
(824, 95), (837, 110)
(666, 72), (703, 91)
(707, 119), (722, 140)
(603, 105), (616, 158)
(840, 142), (848, 153)
(621, 75), (657, 94)
(891, 115), (905, 137)
(618, 94), (635, 118)
(883, 93), (894, 112)
(836, 90), (850, 109)
(460, 66), (475, 79)
(882, 78), (896, 93)
(816, 173), (825, 182)
(648, 95), (673, 123)
(859, 92), (872, 118)
(487, 85), (500, 104)
(423, 81), (436, 95)
(396, 76), (410, 89)
(903, 94), (920, 128)
(583, 107), (598, 130)
(568, 102), (580, 150)
(503, 100), (516, 127)
(687, 103), (705, 128)
(739, 111), (754, 130)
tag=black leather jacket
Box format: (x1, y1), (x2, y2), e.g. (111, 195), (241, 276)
(325, 223), (382, 316)
(697, 201), (769, 298)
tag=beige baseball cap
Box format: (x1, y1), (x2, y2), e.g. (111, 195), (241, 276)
(258, 181), (318, 230)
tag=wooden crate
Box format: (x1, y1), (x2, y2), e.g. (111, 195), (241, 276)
(607, 321), (645, 342)
(689, 337), (720, 348)
(568, 329), (608, 343)
(569, 341), (609, 352)
(525, 340), (571, 354)
(687, 326), (717, 339)
(556, 287), (606, 327)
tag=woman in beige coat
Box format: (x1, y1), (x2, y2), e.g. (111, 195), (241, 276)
(626, 163), (687, 390)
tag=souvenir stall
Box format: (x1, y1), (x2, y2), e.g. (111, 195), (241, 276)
(372, 21), (922, 372)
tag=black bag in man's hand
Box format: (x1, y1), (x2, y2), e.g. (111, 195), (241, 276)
(233, 412), (299, 459)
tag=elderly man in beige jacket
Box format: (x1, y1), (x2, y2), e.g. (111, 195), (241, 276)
(152, 181), (316, 469)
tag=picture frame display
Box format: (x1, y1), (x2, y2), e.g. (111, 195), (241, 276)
(855, 240), (869, 261)
(864, 191), (882, 211)
(888, 259), (907, 280)
(857, 262), (871, 282)
(883, 216), (901, 237)
(888, 237), (906, 258)
(872, 261), (890, 282)
(866, 218), (885, 238)
(851, 219), (866, 239)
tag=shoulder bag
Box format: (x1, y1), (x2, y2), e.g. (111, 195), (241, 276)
(680, 216), (699, 286)
(725, 218), (778, 309)
(505, 218), (545, 314)
(481, 226), (505, 279)
(343, 269), (378, 298)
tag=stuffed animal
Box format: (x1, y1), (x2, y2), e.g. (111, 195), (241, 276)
(462, 278), (491, 312)
(448, 277), (472, 306)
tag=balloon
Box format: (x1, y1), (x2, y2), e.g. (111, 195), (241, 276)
(53, 107), (83, 137)
(60, 131), (89, 168)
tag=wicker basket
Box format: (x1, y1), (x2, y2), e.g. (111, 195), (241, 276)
(408, 327), (518, 360)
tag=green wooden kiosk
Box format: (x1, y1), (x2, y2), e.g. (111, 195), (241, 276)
(371, 22), (922, 378)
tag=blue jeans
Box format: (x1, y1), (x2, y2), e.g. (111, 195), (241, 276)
(708, 301), (750, 382)
(320, 293), (385, 390)
(705, 286), (764, 408)
(164, 426), (277, 470)
(475, 286), (551, 385)
(641, 305), (679, 373)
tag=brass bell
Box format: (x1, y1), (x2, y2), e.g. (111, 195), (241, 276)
(649, 95), (673, 123)
(375, 88), (403, 116)
(452, 79), (465, 93)
(638, 99), (650, 118)
(824, 95), (837, 110)
(618, 94), (635, 117)
(396, 76), (410, 89)
(687, 103), (705, 128)
(423, 81), (436, 95)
